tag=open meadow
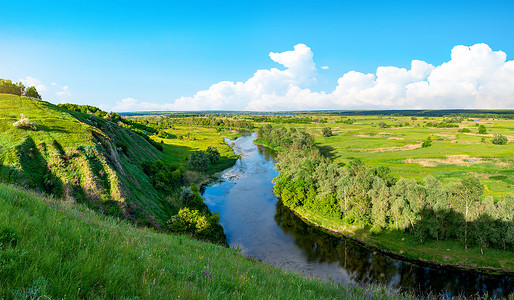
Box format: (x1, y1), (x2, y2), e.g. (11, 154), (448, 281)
(259, 115), (513, 197)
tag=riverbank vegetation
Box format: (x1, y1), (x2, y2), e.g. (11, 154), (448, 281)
(256, 122), (514, 271)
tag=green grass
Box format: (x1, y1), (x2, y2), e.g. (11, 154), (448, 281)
(0, 183), (411, 299)
(258, 116), (514, 196)
(156, 125), (240, 176)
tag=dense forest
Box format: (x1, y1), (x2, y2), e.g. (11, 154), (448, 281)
(257, 125), (514, 253)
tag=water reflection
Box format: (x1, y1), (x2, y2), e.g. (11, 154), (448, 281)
(203, 133), (513, 298)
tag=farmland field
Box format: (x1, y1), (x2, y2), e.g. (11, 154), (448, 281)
(258, 115), (514, 197)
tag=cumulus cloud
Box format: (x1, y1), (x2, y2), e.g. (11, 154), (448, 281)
(56, 85), (71, 97)
(321, 66), (329, 70)
(20, 77), (47, 92)
(113, 43), (514, 112)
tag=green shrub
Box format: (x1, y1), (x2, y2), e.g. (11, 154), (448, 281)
(321, 127), (333, 137)
(458, 128), (471, 133)
(478, 125), (487, 134)
(188, 151), (209, 171)
(492, 134), (508, 145)
(422, 136), (432, 148)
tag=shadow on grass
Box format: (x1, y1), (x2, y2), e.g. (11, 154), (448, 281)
(317, 144), (336, 159)
(37, 124), (69, 133)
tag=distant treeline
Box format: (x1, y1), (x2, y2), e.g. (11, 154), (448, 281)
(126, 115), (255, 131)
(257, 125), (514, 252)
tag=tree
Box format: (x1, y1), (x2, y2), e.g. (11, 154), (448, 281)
(321, 127), (333, 137)
(478, 125), (487, 134)
(453, 177), (484, 249)
(492, 134), (508, 145)
(188, 151), (209, 171)
(421, 136), (432, 148)
(206, 146), (220, 163)
(378, 121), (388, 128)
(24, 86), (42, 99)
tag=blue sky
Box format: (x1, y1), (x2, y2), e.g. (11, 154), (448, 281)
(1, 0), (514, 111)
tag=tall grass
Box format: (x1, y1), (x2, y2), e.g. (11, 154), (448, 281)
(0, 183), (414, 299)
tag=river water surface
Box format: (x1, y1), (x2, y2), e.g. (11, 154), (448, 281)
(202, 133), (513, 298)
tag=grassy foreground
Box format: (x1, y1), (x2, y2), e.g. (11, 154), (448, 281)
(0, 183), (407, 299)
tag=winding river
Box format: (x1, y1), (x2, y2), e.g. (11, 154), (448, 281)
(202, 133), (513, 298)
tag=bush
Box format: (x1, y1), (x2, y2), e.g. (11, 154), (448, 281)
(321, 127), (333, 137)
(492, 134), (508, 145)
(422, 136), (432, 148)
(13, 114), (37, 130)
(206, 146), (220, 164)
(378, 121), (388, 128)
(458, 128), (471, 133)
(478, 125), (487, 134)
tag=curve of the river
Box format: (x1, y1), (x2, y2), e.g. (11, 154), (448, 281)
(202, 133), (513, 298)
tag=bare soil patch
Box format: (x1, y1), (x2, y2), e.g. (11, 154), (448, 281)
(405, 155), (488, 167)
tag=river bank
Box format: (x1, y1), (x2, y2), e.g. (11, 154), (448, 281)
(253, 138), (514, 276)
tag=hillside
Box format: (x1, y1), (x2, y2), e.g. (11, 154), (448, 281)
(0, 94), (170, 228)
(0, 182), (405, 299)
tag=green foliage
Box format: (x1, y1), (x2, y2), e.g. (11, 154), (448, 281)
(378, 121), (388, 128)
(321, 127), (333, 137)
(205, 146), (220, 163)
(167, 207), (224, 243)
(492, 134), (508, 145)
(478, 124), (487, 134)
(24, 86), (42, 99)
(188, 151), (209, 171)
(0, 227), (18, 248)
(0, 79), (25, 96)
(458, 128), (471, 133)
(421, 136), (432, 148)
(142, 160), (183, 190)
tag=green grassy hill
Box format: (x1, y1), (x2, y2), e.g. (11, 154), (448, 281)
(0, 182), (404, 299)
(0, 94), (169, 228)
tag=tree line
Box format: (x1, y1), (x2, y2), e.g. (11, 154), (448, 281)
(257, 126), (514, 253)
(0, 79), (42, 99)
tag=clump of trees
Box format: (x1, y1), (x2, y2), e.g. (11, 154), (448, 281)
(0, 79), (42, 99)
(492, 134), (508, 145)
(421, 136), (432, 148)
(142, 160), (183, 191)
(259, 126), (514, 252)
(13, 114), (37, 130)
(188, 146), (220, 171)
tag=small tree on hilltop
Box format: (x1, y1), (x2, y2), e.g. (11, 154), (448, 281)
(13, 114), (37, 130)
(24, 86), (42, 99)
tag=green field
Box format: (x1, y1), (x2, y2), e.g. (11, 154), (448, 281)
(260, 115), (513, 197)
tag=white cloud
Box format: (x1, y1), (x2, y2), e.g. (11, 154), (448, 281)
(321, 66), (329, 70)
(56, 85), (71, 97)
(112, 43), (514, 112)
(20, 76), (47, 92)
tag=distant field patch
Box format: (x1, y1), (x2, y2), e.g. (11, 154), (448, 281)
(404, 155), (494, 167)
(354, 142), (422, 153)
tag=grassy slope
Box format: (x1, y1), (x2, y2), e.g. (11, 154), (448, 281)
(0, 94), (168, 226)
(0, 183), (406, 299)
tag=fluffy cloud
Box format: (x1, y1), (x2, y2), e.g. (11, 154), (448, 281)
(113, 43), (514, 112)
(20, 77), (47, 92)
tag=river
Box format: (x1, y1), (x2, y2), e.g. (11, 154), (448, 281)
(202, 132), (513, 298)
